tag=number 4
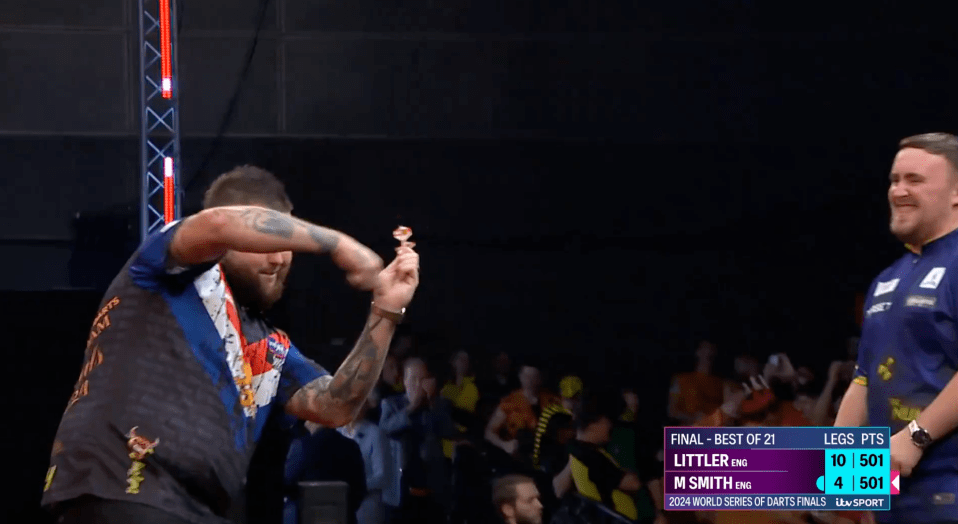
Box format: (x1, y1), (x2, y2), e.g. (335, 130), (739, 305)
(834, 477), (843, 489)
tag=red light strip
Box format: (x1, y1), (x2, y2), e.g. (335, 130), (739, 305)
(159, 0), (173, 99)
(164, 157), (175, 223)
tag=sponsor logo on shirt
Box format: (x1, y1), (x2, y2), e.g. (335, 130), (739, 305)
(44, 466), (56, 492)
(866, 302), (892, 317)
(920, 267), (947, 289)
(874, 278), (900, 296)
(878, 357), (895, 381)
(906, 295), (937, 308)
(889, 398), (920, 422)
(125, 426), (160, 495)
(267, 333), (290, 364)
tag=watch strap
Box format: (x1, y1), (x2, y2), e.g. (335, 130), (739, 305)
(371, 302), (405, 324)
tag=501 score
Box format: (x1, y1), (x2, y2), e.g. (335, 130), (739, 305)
(831, 453), (884, 468)
(833, 476), (884, 490)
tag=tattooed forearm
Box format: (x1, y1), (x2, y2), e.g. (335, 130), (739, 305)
(307, 225), (341, 253)
(228, 207), (342, 254)
(326, 317), (384, 402)
(239, 208), (295, 239)
(288, 316), (393, 426)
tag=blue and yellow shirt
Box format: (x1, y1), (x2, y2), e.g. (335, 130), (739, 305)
(856, 228), (958, 521)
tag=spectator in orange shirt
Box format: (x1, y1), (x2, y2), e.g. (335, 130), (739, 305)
(485, 360), (562, 462)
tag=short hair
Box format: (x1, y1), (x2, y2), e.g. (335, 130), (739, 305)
(517, 356), (544, 372)
(403, 356), (436, 377)
(899, 133), (958, 175)
(492, 474), (534, 514)
(574, 388), (624, 430)
(202, 165), (293, 212)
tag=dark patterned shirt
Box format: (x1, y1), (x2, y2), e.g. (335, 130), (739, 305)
(41, 221), (327, 523)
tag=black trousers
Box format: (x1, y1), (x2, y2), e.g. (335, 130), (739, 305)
(52, 496), (195, 524)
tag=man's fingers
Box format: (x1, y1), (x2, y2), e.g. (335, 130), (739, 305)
(397, 256), (419, 273)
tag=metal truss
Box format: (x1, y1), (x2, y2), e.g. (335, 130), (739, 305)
(138, 0), (182, 241)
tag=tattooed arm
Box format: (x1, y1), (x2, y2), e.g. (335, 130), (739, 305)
(286, 246), (420, 427)
(169, 205), (382, 289)
(285, 313), (396, 427)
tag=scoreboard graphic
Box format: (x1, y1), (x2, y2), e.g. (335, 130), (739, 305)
(664, 427), (898, 511)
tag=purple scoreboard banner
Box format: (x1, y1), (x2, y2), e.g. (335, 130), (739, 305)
(664, 427), (894, 511)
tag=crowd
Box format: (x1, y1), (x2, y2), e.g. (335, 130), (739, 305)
(279, 335), (876, 524)
(280, 332), (661, 524)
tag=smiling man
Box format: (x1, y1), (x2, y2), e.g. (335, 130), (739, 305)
(41, 165), (420, 524)
(835, 133), (958, 524)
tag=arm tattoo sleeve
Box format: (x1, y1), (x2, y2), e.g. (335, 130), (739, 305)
(235, 207), (341, 253)
(289, 316), (388, 425)
(307, 225), (341, 254)
(239, 208), (295, 239)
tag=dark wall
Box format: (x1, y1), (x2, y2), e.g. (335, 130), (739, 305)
(0, 134), (904, 351)
(0, 135), (899, 344)
(4, 0), (958, 139)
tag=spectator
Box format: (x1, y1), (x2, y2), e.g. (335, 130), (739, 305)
(485, 361), (562, 464)
(531, 375), (581, 500)
(732, 353), (761, 385)
(442, 349), (481, 459)
(381, 357), (457, 524)
(668, 340), (725, 424)
(492, 474), (543, 524)
(567, 390), (655, 523)
(608, 387), (664, 524)
(339, 394), (393, 524)
(369, 353), (405, 423)
(480, 350), (521, 403)
(559, 375), (584, 414)
(283, 421), (367, 524)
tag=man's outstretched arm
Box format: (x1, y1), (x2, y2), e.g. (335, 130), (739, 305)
(169, 205), (382, 289)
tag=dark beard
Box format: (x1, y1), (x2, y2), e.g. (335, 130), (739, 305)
(223, 268), (279, 314)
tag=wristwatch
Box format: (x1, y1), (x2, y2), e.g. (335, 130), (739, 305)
(908, 419), (933, 449)
(371, 302), (405, 324)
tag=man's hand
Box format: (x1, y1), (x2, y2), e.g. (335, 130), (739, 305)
(407, 384), (425, 413)
(503, 439), (519, 455)
(890, 428), (923, 476)
(372, 246), (420, 312)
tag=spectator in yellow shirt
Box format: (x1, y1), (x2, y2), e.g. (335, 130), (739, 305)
(441, 349), (480, 458)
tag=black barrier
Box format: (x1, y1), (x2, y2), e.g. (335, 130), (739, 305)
(299, 481), (348, 524)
